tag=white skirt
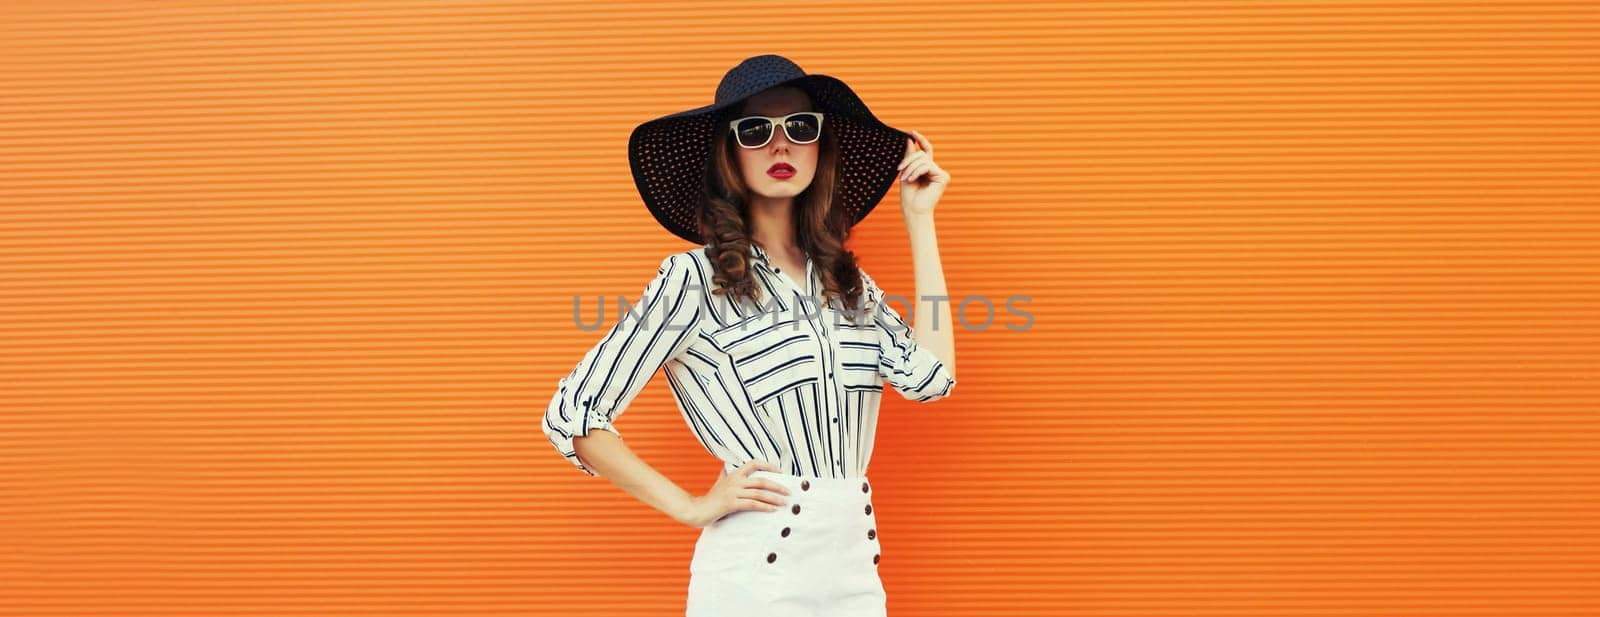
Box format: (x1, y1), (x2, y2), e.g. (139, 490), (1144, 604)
(685, 470), (887, 617)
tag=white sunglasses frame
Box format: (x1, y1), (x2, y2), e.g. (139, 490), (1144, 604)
(726, 112), (825, 149)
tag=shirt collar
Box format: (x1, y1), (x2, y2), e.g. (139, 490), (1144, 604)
(748, 241), (772, 264)
(748, 241), (841, 308)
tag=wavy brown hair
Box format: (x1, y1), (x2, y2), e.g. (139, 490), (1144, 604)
(697, 103), (869, 320)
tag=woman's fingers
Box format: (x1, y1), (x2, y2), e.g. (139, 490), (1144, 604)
(898, 131), (937, 181)
(898, 150), (926, 171)
(740, 488), (787, 507)
(904, 132), (933, 155)
(726, 461), (791, 513)
(911, 129), (933, 156)
(741, 479), (789, 501)
(901, 158), (931, 182)
(749, 479), (790, 496)
(741, 460), (775, 475)
(741, 498), (778, 512)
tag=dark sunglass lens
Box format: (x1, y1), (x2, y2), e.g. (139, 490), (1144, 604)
(784, 114), (820, 143)
(735, 117), (773, 147)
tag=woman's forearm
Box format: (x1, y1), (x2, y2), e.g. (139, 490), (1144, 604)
(572, 430), (696, 523)
(904, 211), (957, 379)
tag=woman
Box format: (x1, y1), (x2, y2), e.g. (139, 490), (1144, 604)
(542, 54), (957, 616)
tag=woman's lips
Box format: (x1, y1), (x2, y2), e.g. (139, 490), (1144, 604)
(767, 165), (795, 179)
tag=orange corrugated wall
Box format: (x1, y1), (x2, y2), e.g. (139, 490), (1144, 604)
(2, 1), (1596, 615)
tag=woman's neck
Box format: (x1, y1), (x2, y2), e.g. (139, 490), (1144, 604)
(748, 198), (797, 255)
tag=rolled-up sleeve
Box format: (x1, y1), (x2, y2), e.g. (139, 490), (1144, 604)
(865, 272), (957, 403)
(542, 254), (700, 476)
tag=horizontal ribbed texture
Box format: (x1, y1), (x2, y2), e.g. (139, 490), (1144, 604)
(2, 1), (1596, 616)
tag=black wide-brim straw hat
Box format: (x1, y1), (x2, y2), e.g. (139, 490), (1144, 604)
(628, 54), (911, 245)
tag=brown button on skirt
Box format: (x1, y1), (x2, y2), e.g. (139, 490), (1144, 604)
(687, 469), (885, 616)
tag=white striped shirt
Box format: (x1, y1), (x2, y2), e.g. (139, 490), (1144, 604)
(542, 242), (956, 479)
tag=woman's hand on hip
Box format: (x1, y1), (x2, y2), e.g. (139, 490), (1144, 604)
(676, 460), (792, 528)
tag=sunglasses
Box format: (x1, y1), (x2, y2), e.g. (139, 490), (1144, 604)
(727, 112), (825, 149)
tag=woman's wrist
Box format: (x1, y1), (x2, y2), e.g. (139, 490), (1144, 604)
(669, 492), (700, 525)
(901, 209), (936, 227)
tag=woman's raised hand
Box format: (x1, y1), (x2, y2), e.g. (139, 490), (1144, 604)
(897, 129), (950, 217)
(677, 460), (793, 528)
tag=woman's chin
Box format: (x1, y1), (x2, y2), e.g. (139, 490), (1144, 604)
(752, 182), (808, 198)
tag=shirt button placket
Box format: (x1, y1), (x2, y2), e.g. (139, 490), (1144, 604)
(813, 312), (844, 475)
(825, 330), (838, 425)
